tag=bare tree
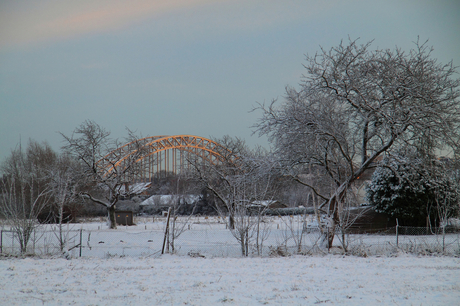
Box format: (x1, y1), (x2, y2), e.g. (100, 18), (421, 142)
(61, 120), (149, 229)
(192, 136), (280, 256)
(47, 154), (81, 253)
(432, 174), (459, 252)
(0, 142), (53, 254)
(427, 158), (460, 235)
(163, 175), (198, 254)
(254, 38), (460, 248)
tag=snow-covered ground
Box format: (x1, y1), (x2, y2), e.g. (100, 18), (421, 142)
(2, 216), (460, 258)
(1, 254), (459, 305)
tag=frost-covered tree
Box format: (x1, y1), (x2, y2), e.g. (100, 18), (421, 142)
(61, 120), (148, 229)
(192, 136), (280, 256)
(0, 141), (54, 254)
(254, 38), (460, 247)
(163, 175), (199, 254)
(367, 154), (459, 227)
(47, 154), (82, 252)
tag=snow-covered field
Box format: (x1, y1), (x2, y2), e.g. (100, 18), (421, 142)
(2, 216), (459, 258)
(1, 218), (460, 305)
(1, 254), (459, 305)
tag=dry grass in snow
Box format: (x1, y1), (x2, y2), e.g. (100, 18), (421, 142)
(1, 254), (459, 305)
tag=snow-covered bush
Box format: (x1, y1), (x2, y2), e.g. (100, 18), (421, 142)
(366, 155), (459, 227)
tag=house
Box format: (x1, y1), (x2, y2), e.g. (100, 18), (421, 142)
(250, 200), (287, 209)
(116, 210), (134, 226)
(247, 200), (288, 215)
(140, 194), (200, 207)
(120, 182), (152, 198)
(139, 194), (201, 215)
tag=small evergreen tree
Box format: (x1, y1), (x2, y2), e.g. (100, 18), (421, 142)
(366, 155), (459, 227)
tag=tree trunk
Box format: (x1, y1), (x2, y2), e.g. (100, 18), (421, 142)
(327, 224), (335, 250)
(59, 203), (64, 252)
(240, 232), (247, 256)
(108, 205), (117, 229)
(229, 214), (235, 230)
(328, 205), (341, 249)
(323, 185), (347, 248)
(256, 212), (260, 256)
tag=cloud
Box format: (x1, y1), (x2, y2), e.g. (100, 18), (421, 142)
(0, 0), (220, 48)
(0, 0), (340, 49)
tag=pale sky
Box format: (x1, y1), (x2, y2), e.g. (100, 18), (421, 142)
(1, 0), (459, 162)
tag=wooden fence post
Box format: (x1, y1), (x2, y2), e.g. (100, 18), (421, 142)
(161, 207), (172, 254)
(79, 229), (83, 257)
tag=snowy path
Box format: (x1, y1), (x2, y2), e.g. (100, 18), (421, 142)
(1, 255), (459, 305)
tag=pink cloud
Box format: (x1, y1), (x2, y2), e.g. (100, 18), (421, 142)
(0, 0), (220, 48)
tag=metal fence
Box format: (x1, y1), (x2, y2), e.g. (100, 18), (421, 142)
(1, 216), (459, 258)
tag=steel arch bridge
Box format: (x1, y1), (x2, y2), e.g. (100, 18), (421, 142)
(98, 135), (229, 183)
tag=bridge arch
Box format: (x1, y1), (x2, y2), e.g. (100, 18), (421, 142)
(99, 135), (230, 182)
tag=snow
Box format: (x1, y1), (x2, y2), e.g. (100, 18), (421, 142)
(1, 255), (459, 305)
(1, 218), (460, 305)
(2, 216), (460, 258)
(119, 182), (151, 195)
(140, 194), (200, 206)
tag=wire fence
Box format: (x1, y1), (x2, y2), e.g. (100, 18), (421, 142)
(1, 216), (460, 258)
(1, 228), (83, 257)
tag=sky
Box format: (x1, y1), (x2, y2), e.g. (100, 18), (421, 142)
(1, 0), (459, 163)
